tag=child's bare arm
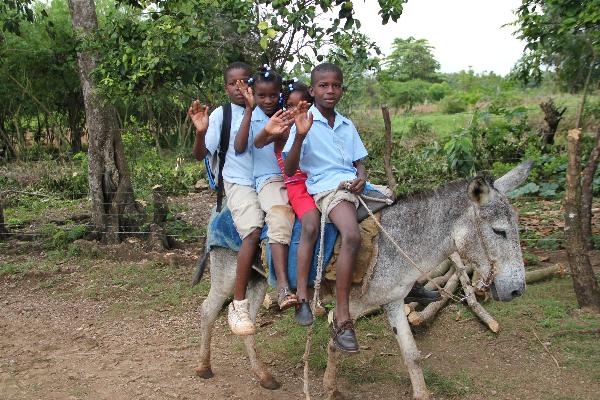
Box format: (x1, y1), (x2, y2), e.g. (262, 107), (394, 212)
(233, 80), (254, 154)
(254, 109), (295, 148)
(189, 100), (209, 161)
(284, 102), (313, 176)
(348, 160), (366, 193)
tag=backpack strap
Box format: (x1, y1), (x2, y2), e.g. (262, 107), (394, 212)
(216, 103), (232, 212)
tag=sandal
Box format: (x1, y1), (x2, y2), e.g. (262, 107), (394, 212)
(277, 287), (298, 310)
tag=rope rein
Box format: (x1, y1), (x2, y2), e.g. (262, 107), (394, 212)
(301, 181), (497, 399)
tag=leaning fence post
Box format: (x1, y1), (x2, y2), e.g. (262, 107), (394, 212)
(381, 106), (398, 193)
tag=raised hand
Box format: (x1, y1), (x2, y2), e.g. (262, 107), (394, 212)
(236, 80), (254, 109)
(188, 100), (209, 133)
(293, 100), (313, 136)
(265, 109), (295, 137)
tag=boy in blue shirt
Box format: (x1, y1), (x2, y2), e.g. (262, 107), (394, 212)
(189, 62), (260, 336)
(283, 63), (367, 352)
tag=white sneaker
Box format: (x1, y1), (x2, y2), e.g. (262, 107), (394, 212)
(227, 299), (256, 336)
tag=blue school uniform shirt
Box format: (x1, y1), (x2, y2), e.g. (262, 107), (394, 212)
(204, 103), (254, 187)
(282, 105), (368, 194)
(249, 107), (282, 192)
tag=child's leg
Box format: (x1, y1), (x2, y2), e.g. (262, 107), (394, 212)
(270, 242), (290, 291)
(224, 182), (264, 336)
(234, 228), (261, 300)
(296, 209), (320, 301)
(328, 201), (361, 323)
(259, 178), (295, 308)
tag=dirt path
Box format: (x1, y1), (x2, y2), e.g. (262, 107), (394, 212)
(1, 267), (599, 400)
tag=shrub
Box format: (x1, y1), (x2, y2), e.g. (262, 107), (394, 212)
(440, 95), (468, 114)
(428, 82), (451, 101)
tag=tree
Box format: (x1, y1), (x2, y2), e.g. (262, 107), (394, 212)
(68, 0), (138, 243)
(380, 37), (441, 83)
(385, 79), (430, 113)
(513, 0), (600, 92)
(514, 0), (600, 312)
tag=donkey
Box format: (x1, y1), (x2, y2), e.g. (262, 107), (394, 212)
(195, 161), (533, 400)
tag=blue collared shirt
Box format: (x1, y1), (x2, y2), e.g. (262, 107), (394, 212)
(249, 107), (282, 192)
(282, 105), (368, 194)
(205, 103), (254, 187)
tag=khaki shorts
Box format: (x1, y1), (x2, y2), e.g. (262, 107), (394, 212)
(224, 182), (263, 240)
(258, 176), (294, 244)
(313, 189), (358, 222)
(225, 177), (294, 244)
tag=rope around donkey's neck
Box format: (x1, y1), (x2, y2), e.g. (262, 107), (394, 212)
(301, 182), (468, 399)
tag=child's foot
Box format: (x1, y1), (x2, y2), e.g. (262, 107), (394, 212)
(277, 287), (298, 310)
(227, 299), (256, 336)
(295, 300), (314, 326)
(331, 319), (360, 353)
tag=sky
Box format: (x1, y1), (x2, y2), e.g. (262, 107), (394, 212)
(353, 0), (526, 76)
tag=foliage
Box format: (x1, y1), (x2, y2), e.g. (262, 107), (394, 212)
(384, 79), (431, 112)
(513, 0), (600, 92)
(440, 94), (468, 114)
(380, 37), (441, 83)
(428, 82), (451, 101)
(441, 107), (532, 177)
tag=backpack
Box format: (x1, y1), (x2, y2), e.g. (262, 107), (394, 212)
(204, 103), (232, 213)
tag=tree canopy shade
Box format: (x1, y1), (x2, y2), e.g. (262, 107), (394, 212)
(512, 0), (600, 92)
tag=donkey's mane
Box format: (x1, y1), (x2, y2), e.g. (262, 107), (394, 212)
(391, 175), (496, 206)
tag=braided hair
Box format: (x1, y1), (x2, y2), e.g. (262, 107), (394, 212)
(281, 78), (312, 109)
(247, 65), (285, 109)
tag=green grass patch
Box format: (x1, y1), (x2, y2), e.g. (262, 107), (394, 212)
(76, 261), (209, 314)
(486, 278), (600, 374)
(424, 368), (472, 398)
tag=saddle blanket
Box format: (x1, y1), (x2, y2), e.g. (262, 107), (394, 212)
(205, 187), (387, 289)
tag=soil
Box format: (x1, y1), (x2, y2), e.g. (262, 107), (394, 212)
(1, 191), (599, 400)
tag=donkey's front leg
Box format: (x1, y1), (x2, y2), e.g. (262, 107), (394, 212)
(243, 277), (280, 390)
(384, 301), (430, 400)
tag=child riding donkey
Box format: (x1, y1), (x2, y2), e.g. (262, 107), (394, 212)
(189, 63), (297, 336)
(283, 63), (439, 352)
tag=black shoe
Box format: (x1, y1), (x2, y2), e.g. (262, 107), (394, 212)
(405, 282), (441, 304)
(331, 319), (360, 353)
(295, 300), (314, 326)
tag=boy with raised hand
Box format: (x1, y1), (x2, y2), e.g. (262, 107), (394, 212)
(188, 61), (259, 336)
(283, 63), (366, 352)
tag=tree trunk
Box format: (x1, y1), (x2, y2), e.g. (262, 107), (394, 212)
(565, 128), (600, 313)
(539, 98), (566, 145)
(0, 192), (9, 240)
(68, 107), (82, 154)
(381, 106), (398, 193)
(68, 0), (137, 243)
(581, 127), (600, 249)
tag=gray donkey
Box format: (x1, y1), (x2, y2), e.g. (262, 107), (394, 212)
(195, 161), (533, 400)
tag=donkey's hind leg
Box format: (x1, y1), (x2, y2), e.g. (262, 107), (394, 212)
(384, 300), (430, 400)
(196, 248), (236, 379)
(243, 275), (281, 390)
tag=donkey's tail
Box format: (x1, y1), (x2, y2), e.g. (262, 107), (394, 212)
(192, 251), (209, 287)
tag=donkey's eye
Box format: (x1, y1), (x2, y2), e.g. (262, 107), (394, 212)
(492, 228), (507, 238)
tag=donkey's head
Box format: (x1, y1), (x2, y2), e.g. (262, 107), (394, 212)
(453, 161), (533, 302)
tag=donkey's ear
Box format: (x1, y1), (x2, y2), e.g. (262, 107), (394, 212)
(494, 160), (534, 194)
(468, 176), (491, 205)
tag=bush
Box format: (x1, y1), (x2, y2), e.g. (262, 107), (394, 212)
(401, 118), (433, 138)
(428, 82), (451, 101)
(440, 94), (468, 114)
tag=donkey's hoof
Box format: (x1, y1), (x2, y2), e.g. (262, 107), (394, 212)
(195, 367), (214, 379)
(328, 390), (345, 400)
(259, 375), (281, 390)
